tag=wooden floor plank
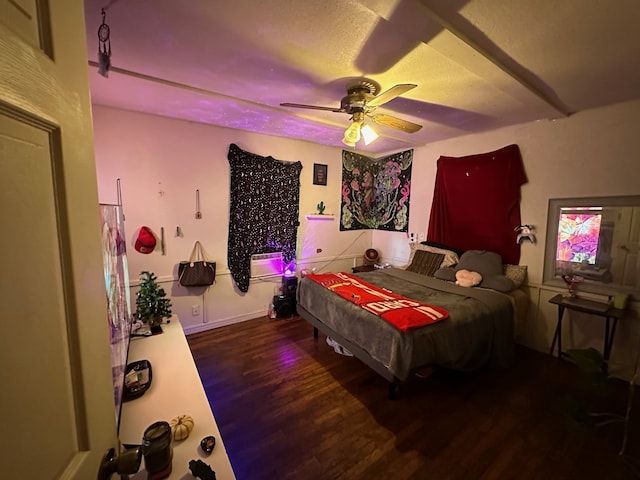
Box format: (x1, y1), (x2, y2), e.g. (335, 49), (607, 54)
(187, 315), (640, 480)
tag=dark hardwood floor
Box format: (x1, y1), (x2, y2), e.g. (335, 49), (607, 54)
(187, 315), (640, 480)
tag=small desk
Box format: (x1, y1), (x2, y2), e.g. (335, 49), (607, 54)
(548, 294), (625, 371)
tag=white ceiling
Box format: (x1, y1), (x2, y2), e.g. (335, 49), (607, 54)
(83, 0), (640, 155)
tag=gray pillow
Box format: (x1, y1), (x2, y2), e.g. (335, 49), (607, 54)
(457, 250), (504, 277)
(435, 250), (515, 293)
(434, 266), (456, 282)
(480, 275), (516, 292)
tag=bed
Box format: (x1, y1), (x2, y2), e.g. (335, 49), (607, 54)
(296, 248), (529, 399)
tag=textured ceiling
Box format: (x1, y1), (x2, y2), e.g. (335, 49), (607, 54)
(83, 0), (640, 155)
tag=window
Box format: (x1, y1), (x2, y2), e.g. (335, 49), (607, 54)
(543, 196), (640, 300)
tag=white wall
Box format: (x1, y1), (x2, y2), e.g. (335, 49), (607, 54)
(375, 99), (640, 379)
(92, 106), (373, 334)
(92, 100), (640, 379)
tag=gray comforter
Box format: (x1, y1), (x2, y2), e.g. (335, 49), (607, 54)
(296, 268), (515, 381)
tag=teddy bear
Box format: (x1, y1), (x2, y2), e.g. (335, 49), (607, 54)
(434, 250), (515, 292)
(455, 269), (483, 287)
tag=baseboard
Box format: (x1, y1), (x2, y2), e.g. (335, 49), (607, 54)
(182, 310), (266, 335)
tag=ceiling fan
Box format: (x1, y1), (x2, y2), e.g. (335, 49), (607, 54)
(280, 79), (422, 146)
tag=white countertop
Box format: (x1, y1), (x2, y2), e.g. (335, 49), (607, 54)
(119, 316), (236, 479)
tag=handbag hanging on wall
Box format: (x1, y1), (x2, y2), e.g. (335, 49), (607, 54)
(178, 241), (216, 287)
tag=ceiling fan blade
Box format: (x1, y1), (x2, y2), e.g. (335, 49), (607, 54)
(367, 84), (417, 107)
(368, 113), (423, 133)
(280, 102), (345, 113)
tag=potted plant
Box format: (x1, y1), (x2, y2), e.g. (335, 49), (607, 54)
(565, 340), (639, 464)
(135, 271), (172, 333)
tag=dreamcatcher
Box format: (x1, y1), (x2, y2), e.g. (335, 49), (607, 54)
(98, 8), (111, 77)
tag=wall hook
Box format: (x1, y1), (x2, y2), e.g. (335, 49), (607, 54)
(116, 178), (125, 219)
(195, 189), (202, 219)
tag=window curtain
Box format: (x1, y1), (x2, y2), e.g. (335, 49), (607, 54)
(227, 143), (302, 292)
(427, 144), (527, 265)
(340, 149), (412, 232)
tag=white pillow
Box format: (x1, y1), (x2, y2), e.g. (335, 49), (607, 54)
(407, 243), (459, 269)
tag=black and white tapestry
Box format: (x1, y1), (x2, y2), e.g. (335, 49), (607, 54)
(340, 149), (413, 232)
(227, 144), (302, 292)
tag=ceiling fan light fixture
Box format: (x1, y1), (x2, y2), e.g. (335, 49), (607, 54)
(341, 136), (357, 147)
(342, 120), (361, 146)
(280, 80), (422, 147)
(361, 124), (379, 145)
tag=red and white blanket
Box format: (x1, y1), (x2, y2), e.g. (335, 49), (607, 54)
(304, 272), (449, 332)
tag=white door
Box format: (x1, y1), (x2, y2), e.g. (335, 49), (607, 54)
(0, 1), (118, 478)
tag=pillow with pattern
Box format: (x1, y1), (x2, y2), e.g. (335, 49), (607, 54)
(503, 264), (528, 289)
(406, 250), (445, 277)
(407, 242), (459, 269)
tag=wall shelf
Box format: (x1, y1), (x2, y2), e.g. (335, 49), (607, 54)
(306, 214), (335, 220)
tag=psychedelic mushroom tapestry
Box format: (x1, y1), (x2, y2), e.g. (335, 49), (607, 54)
(227, 143), (302, 293)
(340, 149), (412, 232)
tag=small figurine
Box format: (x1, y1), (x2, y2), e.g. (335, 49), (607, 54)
(317, 201), (326, 215)
(562, 274), (584, 297)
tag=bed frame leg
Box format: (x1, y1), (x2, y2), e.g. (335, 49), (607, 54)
(388, 381), (398, 400)
(313, 326), (318, 339)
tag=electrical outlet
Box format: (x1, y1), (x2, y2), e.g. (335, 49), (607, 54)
(192, 304), (201, 316)
(419, 233), (425, 241)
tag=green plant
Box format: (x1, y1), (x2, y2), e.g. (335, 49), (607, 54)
(135, 271), (172, 326)
(317, 201), (326, 214)
(564, 348), (613, 430)
(566, 346), (639, 466)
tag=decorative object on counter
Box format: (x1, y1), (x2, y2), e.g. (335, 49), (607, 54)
(135, 271), (172, 334)
(178, 241), (216, 287)
(123, 359), (152, 401)
(135, 226), (157, 254)
(189, 459), (217, 480)
(97, 446), (142, 480)
(562, 273), (584, 297)
(200, 435), (216, 454)
(170, 414), (195, 441)
(316, 201), (326, 214)
(142, 421), (173, 479)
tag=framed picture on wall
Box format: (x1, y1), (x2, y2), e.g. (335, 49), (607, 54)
(313, 163), (328, 185)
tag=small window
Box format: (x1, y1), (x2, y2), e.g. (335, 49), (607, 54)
(543, 196), (640, 300)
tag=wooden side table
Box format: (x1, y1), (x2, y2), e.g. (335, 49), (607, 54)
(548, 293), (625, 372)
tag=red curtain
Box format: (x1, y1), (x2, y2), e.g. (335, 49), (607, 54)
(427, 144), (527, 265)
